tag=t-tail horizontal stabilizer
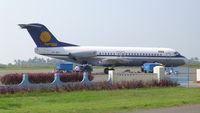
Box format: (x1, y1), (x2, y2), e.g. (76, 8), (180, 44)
(19, 24), (42, 29)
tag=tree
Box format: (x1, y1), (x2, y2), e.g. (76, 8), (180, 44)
(12, 57), (64, 66)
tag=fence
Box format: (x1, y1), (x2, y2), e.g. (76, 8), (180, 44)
(197, 69), (200, 82)
(108, 66), (191, 87)
(0, 67), (197, 88)
(164, 67), (189, 87)
(0, 72), (95, 88)
(108, 66), (164, 83)
(108, 72), (159, 83)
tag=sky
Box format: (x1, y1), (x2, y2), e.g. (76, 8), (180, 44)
(0, 0), (199, 64)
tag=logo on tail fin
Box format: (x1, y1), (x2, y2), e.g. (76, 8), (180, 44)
(40, 32), (51, 42)
(40, 31), (58, 46)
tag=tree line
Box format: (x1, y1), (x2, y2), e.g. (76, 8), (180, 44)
(10, 57), (63, 66)
(187, 57), (200, 64)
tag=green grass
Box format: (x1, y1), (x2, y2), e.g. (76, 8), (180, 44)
(0, 64), (200, 71)
(0, 87), (200, 113)
(182, 64), (200, 68)
(2, 65), (200, 71)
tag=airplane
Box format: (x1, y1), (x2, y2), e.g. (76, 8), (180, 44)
(19, 23), (187, 74)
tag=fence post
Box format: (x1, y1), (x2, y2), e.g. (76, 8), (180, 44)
(51, 73), (63, 85)
(18, 74), (31, 87)
(197, 69), (200, 82)
(153, 66), (165, 81)
(81, 72), (90, 83)
(107, 70), (114, 83)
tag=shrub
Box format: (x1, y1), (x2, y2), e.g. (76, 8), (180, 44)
(60, 72), (93, 82)
(159, 79), (179, 87)
(145, 79), (179, 87)
(61, 79), (179, 92)
(0, 72), (93, 84)
(0, 73), (22, 85)
(28, 73), (54, 83)
(0, 79), (179, 94)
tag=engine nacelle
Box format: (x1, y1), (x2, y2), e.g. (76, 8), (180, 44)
(69, 51), (97, 58)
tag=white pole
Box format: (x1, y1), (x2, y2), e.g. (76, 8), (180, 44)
(197, 69), (200, 81)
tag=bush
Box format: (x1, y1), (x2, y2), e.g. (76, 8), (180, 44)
(0, 72), (93, 84)
(61, 79), (179, 91)
(27, 73), (54, 83)
(0, 79), (179, 94)
(0, 73), (23, 85)
(60, 72), (93, 82)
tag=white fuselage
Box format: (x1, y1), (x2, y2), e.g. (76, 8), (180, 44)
(35, 46), (187, 66)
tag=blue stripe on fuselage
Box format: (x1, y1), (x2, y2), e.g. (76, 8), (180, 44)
(40, 54), (185, 58)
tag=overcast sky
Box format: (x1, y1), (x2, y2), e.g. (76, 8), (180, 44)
(0, 0), (199, 64)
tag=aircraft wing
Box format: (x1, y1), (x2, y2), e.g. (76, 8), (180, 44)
(101, 58), (130, 65)
(69, 51), (97, 58)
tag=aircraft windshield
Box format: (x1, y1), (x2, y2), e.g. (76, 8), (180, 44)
(174, 52), (181, 56)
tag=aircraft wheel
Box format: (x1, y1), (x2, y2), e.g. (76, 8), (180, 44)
(104, 68), (109, 74)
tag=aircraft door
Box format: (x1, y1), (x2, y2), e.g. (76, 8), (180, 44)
(165, 53), (171, 66)
(166, 53), (171, 57)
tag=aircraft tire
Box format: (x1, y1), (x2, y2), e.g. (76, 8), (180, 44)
(104, 68), (109, 74)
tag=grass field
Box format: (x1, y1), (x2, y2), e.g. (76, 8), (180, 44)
(0, 87), (200, 113)
(0, 65), (139, 70)
(183, 64), (200, 68)
(0, 64), (200, 70)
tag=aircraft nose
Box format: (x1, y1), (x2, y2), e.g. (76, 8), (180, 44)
(182, 56), (188, 65)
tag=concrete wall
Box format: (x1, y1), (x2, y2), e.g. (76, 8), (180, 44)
(109, 66), (165, 83)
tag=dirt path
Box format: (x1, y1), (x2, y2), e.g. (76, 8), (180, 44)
(117, 104), (200, 113)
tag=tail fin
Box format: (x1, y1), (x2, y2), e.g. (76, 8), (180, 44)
(19, 23), (78, 47)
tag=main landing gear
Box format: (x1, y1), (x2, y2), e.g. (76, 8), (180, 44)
(104, 67), (115, 74)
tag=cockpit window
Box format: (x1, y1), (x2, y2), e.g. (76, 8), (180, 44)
(174, 52), (181, 56)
